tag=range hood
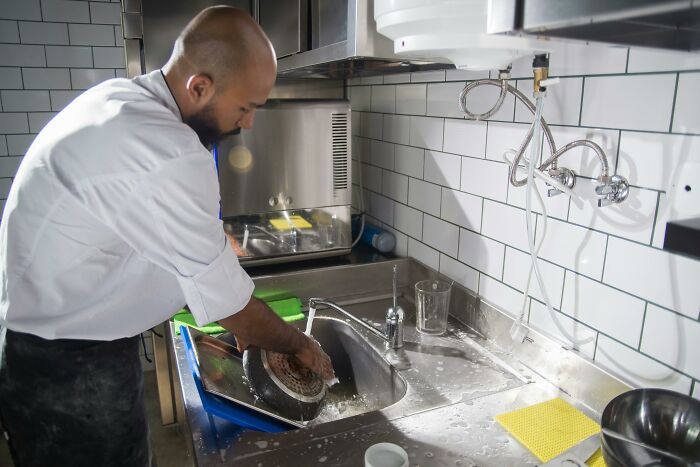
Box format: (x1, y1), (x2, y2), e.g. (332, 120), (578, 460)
(488, 0), (700, 51)
(275, 0), (453, 78)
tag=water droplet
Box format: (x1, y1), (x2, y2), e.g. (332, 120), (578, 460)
(254, 440), (268, 449)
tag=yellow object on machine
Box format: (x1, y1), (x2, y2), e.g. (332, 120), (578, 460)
(269, 215), (312, 230)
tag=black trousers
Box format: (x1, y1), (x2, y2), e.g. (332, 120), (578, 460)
(0, 329), (151, 467)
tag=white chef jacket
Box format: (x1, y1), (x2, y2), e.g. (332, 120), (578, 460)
(0, 70), (254, 340)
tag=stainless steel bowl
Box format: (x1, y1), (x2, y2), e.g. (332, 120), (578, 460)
(601, 388), (700, 467)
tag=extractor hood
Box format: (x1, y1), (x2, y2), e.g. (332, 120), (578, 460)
(274, 0), (453, 78)
(488, 0), (700, 51)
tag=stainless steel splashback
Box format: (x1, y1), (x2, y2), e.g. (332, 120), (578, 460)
(217, 100), (351, 218)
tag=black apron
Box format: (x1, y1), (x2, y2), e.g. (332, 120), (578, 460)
(0, 329), (151, 467)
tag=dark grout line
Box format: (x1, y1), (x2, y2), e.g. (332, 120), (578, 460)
(649, 192), (662, 247)
(668, 73), (680, 133)
(577, 77), (585, 126)
(638, 302), (648, 351)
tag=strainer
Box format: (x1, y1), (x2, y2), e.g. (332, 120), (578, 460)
(242, 346), (326, 421)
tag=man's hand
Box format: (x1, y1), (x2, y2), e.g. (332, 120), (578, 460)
(295, 335), (334, 381)
(218, 297), (336, 380)
(233, 335), (249, 354)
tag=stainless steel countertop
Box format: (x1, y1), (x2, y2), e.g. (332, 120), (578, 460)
(170, 256), (632, 466)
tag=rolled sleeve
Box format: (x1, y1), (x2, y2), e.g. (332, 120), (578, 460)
(176, 243), (254, 325)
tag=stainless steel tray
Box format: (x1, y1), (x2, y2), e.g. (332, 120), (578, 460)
(185, 327), (305, 428)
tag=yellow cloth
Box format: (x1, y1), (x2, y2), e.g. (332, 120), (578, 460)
(269, 215), (312, 230)
(495, 398), (606, 466)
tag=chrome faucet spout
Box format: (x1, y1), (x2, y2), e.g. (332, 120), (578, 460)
(308, 298), (404, 349)
(385, 265), (405, 349)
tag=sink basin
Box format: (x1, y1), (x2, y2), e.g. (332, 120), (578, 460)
(294, 317), (407, 425)
(192, 316), (406, 427)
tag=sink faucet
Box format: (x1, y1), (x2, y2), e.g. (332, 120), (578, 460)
(308, 265), (405, 349)
(385, 265), (405, 349)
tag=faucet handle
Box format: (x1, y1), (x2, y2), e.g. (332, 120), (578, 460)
(386, 304), (405, 349)
(546, 167), (576, 197)
(596, 174), (629, 207)
(385, 305), (404, 322)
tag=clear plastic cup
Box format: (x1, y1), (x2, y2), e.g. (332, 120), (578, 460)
(414, 279), (452, 335)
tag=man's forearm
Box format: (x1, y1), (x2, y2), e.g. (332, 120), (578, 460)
(217, 296), (306, 354)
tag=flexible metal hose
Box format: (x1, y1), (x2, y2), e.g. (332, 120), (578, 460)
(459, 79), (611, 186)
(458, 79), (509, 120)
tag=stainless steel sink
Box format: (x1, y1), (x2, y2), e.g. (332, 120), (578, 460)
(292, 317), (407, 425)
(192, 314), (406, 427)
(173, 257), (635, 467)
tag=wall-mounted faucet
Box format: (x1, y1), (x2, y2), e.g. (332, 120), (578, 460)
(458, 54), (630, 207)
(385, 265), (404, 349)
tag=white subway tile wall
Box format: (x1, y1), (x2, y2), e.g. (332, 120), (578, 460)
(528, 300), (597, 358)
(581, 74), (677, 132)
(350, 47), (700, 395)
(515, 78), (583, 126)
(0, 0), (153, 364)
(422, 214), (459, 257)
(424, 150), (461, 189)
(502, 247), (565, 306)
(672, 72), (700, 134)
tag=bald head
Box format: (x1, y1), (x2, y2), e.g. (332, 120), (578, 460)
(166, 6), (276, 87)
(163, 7), (277, 147)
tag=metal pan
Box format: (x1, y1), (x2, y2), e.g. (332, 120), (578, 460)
(242, 346), (327, 422)
(187, 328), (306, 427)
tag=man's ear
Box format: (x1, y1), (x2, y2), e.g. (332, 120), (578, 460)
(185, 73), (214, 105)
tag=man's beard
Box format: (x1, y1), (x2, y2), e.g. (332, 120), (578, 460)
(184, 104), (224, 148)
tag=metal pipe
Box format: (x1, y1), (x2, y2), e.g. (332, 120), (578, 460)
(458, 79), (611, 186)
(541, 139), (610, 178)
(458, 78), (509, 120)
(308, 298), (388, 342)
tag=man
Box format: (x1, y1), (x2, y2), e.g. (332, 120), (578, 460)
(0, 7), (333, 467)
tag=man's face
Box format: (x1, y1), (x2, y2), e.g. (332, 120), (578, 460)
(186, 67), (275, 147)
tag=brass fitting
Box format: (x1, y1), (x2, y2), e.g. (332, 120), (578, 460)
(532, 53), (550, 95)
(533, 66), (549, 94)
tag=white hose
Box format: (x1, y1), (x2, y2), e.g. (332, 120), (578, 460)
(512, 96), (594, 347)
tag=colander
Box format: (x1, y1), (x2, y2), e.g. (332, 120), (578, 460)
(242, 346), (326, 421)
